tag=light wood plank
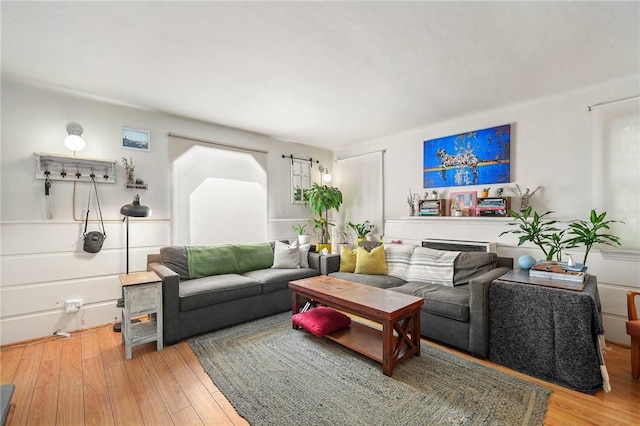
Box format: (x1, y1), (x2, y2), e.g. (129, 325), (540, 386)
(81, 332), (100, 361)
(82, 356), (114, 425)
(97, 325), (123, 369)
(59, 337), (83, 390)
(26, 357), (61, 425)
(104, 364), (144, 426)
(142, 346), (191, 414)
(160, 345), (232, 425)
(123, 355), (174, 425)
(9, 355), (41, 425)
(56, 385), (85, 426)
(0, 346), (24, 383)
(171, 406), (204, 425)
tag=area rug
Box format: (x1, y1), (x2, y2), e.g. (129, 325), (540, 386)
(188, 313), (550, 426)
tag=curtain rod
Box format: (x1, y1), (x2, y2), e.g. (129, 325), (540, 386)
(168, 132), (269, 154)
(281, 154), (319, 164)
(587, 95), (640, 112)
(336, 149), (386, 163)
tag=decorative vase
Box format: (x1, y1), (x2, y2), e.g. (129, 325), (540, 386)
(297, 235), (310, 245)
(518, 255), (537, 270)
(481, 191), (489, 198)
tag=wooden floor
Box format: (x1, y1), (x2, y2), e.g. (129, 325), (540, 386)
(1, 323), (639, 426)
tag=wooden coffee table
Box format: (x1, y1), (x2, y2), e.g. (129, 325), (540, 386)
(289, 275), (424, 376)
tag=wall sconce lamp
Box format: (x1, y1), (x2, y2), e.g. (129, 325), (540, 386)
(319, 165), (332, 183)
(64, 123), (86, 155)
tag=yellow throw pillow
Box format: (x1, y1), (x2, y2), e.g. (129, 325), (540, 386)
(354, 246), (388, 275)
(339, 246), (357, 272)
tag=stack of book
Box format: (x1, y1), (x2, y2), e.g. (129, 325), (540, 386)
(475, 197), (508, 217)
(529, 260), (588, 282)
(419, 200), (442, 216)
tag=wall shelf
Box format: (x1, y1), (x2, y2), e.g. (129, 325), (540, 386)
(126, 183), (148, 190)
(35, 152), (117, 184)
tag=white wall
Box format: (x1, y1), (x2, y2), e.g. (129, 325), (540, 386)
(0, 79), (333, 344)
(334, 74), (640, 344)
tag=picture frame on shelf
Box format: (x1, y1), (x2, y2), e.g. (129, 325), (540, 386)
(121, 127), (150, 151)
(449, 191), (477, 216)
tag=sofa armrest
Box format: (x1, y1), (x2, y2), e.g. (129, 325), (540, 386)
(148, 262), (181, 345)
(468, 266), (511, 358)
(320, 254), (341, 275)
(308, 252), (322, 273)
(497, 256), (513, 269)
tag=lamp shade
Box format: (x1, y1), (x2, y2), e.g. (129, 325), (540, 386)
(120, 195), (151, 217)
(64, 134), (86, 152)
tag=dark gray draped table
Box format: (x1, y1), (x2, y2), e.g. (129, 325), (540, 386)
(489, 270), (608, 394)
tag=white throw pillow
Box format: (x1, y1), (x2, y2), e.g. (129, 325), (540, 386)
(272, 241), (301, 269)
(299, 243), (311, 268)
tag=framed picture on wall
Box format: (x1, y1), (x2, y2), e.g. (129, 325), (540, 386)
(121, 127), (150, 151)
(449, 191), (477, 216)
(423, 124), (511, 188)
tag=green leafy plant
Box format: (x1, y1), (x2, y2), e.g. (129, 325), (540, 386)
(347, 221), (375, 238)
(307, 183), (343, 244)
(499, 207), (563, 261)
(565, 210), (622, 266)
(292, 223), (307, 235)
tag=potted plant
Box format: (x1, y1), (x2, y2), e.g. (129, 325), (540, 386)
(292, 223), (310, 245)
(347, 221), (375, 245)
(499, 207), (564, 261)
(481, 188), (490, 198)
(565, 210), (622, 266)
(307, 183), (343, 253)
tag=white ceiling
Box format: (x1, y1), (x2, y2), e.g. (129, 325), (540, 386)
(2, 2), (638, 149)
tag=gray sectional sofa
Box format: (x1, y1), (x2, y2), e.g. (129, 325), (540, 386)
(321, 244), (512, 358)
(147, 242), (321, 344)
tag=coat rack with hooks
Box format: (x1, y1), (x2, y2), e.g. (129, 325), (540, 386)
(34, 152), (117, 184)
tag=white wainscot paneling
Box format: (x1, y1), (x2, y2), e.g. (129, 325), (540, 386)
(1, 302), (119, 345)
(385, 217), (512, 247)
(0, 220), (171, 344)
(1, 220), (170, 255)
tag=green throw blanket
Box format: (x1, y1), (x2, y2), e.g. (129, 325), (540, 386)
(187, 243), (274, 279)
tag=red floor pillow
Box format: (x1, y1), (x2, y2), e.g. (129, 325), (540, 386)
(292, 307), (351, 337)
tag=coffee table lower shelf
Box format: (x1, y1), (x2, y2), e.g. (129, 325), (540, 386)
(326, 320), (385, 363)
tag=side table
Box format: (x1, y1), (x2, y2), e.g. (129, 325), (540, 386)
(119, 271), (163, 360)
(489, 270), (608, 394)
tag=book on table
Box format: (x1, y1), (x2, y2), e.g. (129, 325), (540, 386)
(529, 260), (588, 283)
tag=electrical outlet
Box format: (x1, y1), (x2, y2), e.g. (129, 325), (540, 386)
(65, 298), (83, 314)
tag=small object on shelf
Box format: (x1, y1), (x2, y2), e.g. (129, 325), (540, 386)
(518, 255), (537, 270)
(418, 199), (446, 216)
(528, 260), (588, 283)
(476, 196), (511, 217)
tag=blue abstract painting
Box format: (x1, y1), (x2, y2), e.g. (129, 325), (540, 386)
(423, 124), (511, 188)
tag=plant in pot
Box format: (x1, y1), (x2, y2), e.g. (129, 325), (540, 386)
(292, 223), (310, 245)
(499, 207), (566, 266)
(306, 182), (343, 253)
(565, 209), (622, 266)
(347, 221), (375, 246)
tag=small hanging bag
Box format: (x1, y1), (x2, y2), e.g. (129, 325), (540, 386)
(83, 176), (106, 253)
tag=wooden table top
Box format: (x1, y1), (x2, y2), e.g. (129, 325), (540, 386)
(289, 275), (423, 315)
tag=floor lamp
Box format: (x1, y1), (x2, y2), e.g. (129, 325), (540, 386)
(114, 194), (152, 332)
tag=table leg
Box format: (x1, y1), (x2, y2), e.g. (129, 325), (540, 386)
(291, 290), (300, 329)
(382, 320), (393, 376)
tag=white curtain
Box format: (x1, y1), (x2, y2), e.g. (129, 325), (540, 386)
(590, 97), (640, 250)
(335, 151), (385, 242)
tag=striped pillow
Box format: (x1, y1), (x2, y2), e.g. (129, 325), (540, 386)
(384, 244), (415, 281)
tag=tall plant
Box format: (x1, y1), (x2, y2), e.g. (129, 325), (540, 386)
(307, 183), (343, 244)
(499, 207), (564, 261)
(565, 210), (622, 265)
